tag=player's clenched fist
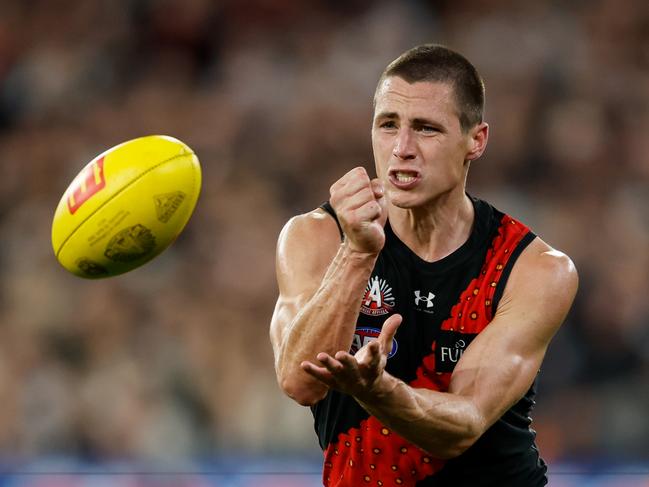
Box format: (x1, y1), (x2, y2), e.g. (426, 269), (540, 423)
(329, 167), (387, 254)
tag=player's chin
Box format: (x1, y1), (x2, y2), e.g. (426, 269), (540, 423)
(386, 189), (424, 209)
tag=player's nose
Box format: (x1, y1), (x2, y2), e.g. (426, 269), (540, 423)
(392, 129), (416, 160)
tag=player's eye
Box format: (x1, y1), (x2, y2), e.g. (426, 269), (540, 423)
(379, 121), (397, 129)
(419, 125), (439, 134)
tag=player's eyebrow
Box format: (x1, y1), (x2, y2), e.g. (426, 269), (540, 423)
(412, 117), (446, 130)
(374, 111), (398, 120)
(412, 117), (437, 126)
(375, 112), (446, 130)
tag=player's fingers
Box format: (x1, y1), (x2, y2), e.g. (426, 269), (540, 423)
(365, 340), (382, 369)
(330, 166), (369, 190)
(339, 187), (376, 212)
(370, 178), (384, 199)
(329, 166), (370, 193)
(329, 176), (348, 195)
(353, 199), (382, 222)
(330, 167), (372, 200)
(334, 352), (362, 379)
(301, 361), (335, 385)
(317, 352), (345, 374)
(334, 351), (359, 369)
(372, 179), (388, 226)
(353, 340), (379, 366)
(378, 314), (402, 354)
(334, 352), (364, 383)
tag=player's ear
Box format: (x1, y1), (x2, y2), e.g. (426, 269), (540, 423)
(466, 122), (489, 162)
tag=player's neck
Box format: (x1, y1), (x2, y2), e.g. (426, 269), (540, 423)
(387, 190), (474, 263)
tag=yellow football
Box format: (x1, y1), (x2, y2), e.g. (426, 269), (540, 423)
(52, 135), (202, 278)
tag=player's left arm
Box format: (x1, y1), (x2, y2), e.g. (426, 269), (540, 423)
(302, 237), (578, 459)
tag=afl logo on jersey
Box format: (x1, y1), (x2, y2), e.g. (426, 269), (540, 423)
(360, 275), (395, 316)
(350, 327), (398, 358)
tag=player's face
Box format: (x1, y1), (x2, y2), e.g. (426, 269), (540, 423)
(371, 77), (480, 209)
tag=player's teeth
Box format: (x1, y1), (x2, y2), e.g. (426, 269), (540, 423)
(396, 172), (415, 182)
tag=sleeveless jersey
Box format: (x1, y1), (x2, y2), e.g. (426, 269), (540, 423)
(313, 196), (546, 487)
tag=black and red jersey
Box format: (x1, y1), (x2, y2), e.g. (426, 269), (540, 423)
(314, 196), (546, 487)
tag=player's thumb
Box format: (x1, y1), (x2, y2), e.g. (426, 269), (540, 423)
(378, 314), (402, 354)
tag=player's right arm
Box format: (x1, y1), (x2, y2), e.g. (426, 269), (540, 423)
(270, 167), (386, 406)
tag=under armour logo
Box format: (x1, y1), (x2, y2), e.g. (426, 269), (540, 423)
(414, 290), (435, 308)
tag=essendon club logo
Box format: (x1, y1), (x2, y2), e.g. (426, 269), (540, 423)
(360, 275), (395, 316)
(67, 156), (106, 214)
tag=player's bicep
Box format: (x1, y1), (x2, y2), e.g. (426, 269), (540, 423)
(448, 238), (578, 427)
(270, 209), (342, 353)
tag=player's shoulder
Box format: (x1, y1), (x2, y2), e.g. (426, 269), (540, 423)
(279, 207), (341, 245)
(517, 236), (578, 293)
(496, 235), (578, 330)
(276, 207), (343, 269)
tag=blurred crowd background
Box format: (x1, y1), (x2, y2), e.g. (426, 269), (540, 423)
(0, 0), (648, 484)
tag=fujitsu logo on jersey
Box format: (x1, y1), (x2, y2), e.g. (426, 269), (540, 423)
(440, 339), (466, 364)
(350, 327), (398, 358)
(360, 276), (395, 316)
(435, 331), (477, 373)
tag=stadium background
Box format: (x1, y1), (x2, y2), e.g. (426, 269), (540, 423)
(0, 0), (648, 485)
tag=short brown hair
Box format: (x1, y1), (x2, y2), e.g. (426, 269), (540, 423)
(376, 44), (485, 132)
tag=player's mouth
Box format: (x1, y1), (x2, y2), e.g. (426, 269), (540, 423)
(388, 169), (421, 189)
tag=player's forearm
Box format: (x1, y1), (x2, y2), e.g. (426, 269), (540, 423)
(278, 243), (378, 405)
(356, 373), (485, 459)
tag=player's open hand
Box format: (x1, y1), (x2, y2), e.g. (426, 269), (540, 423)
(301, 314), (402, 400)
(330, 167), (387, 255)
